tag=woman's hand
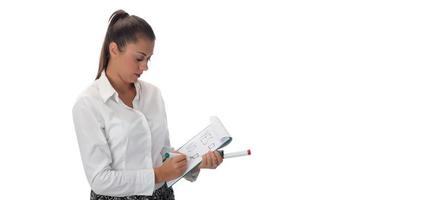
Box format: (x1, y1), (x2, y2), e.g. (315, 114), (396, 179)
(199, 151), (223, 169)
(154, 154), (187, 183)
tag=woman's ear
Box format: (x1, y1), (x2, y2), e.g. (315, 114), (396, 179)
(108, 42), (119, 58)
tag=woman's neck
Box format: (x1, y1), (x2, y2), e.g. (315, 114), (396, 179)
(105, 68), (134, 95)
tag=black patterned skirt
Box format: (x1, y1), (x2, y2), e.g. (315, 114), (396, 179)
(90, 184), (175, 200)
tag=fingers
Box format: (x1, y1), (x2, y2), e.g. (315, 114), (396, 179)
(174, 155), (187, 170)
(200, 153), (208, 168)
(209, 151), (217, 168)
(215, 151), (223, 165)
(200, 151), (223, 169)
(206, 152), (214, 168)
(167, 154), (187, 169)
(172, 154), (187, 162)
(205, 152), (211, 166)
(201, 152), (210, 168)
(172, 156), (187, 176)
(177, 161), (187, 172)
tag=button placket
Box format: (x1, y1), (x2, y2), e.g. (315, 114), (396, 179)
(133, 109), (153, 168)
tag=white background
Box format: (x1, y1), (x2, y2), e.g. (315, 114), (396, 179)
(0, 0), (420, 199)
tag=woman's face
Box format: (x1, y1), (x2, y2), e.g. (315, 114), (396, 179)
(110, 37), (155, 84)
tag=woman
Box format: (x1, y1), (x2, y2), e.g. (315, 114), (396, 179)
(72, 9), (223, 200)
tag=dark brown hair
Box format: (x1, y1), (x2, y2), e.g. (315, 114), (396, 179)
(96, 9), (155, 80)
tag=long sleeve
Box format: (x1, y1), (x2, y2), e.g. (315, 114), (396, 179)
(72, 98), (155, 196)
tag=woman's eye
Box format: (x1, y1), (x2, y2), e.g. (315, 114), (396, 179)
(136, 58), (144, 62)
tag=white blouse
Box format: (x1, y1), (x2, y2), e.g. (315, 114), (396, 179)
(72, 72), (198, 197)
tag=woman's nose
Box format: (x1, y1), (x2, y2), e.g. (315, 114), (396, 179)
(139, 62), (148, 71)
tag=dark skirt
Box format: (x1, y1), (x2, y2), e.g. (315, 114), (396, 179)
(90, 184), (175, 200)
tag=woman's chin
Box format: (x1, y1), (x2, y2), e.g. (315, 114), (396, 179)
(130, 74), (140, 82)
(123, 77), (138, 84)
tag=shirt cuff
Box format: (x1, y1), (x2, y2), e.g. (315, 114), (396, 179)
(135, 169), (155, 196)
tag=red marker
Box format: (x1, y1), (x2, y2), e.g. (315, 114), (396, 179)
(218, 149), (251, 159)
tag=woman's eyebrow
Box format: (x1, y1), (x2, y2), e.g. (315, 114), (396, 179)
(136, 51), (146, 56)
(136, 51), (153, 57)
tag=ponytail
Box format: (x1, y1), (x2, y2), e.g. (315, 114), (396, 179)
(96, 9), (155, 80)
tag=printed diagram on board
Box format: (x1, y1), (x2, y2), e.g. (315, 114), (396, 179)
(184, 130), (217, 160)
(200, 131), (216, 150)
(186, 143), (200, 160)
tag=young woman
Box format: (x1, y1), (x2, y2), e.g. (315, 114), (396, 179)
(72, 10), (223, 200)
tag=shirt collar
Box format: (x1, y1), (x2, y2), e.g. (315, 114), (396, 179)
(134, 79), (141, 99)
(97, 71), (118, 103)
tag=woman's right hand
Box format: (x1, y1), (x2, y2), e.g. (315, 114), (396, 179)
(154, 154), (187, 183)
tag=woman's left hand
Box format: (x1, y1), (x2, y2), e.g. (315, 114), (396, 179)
(199, 151), (223, 169)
